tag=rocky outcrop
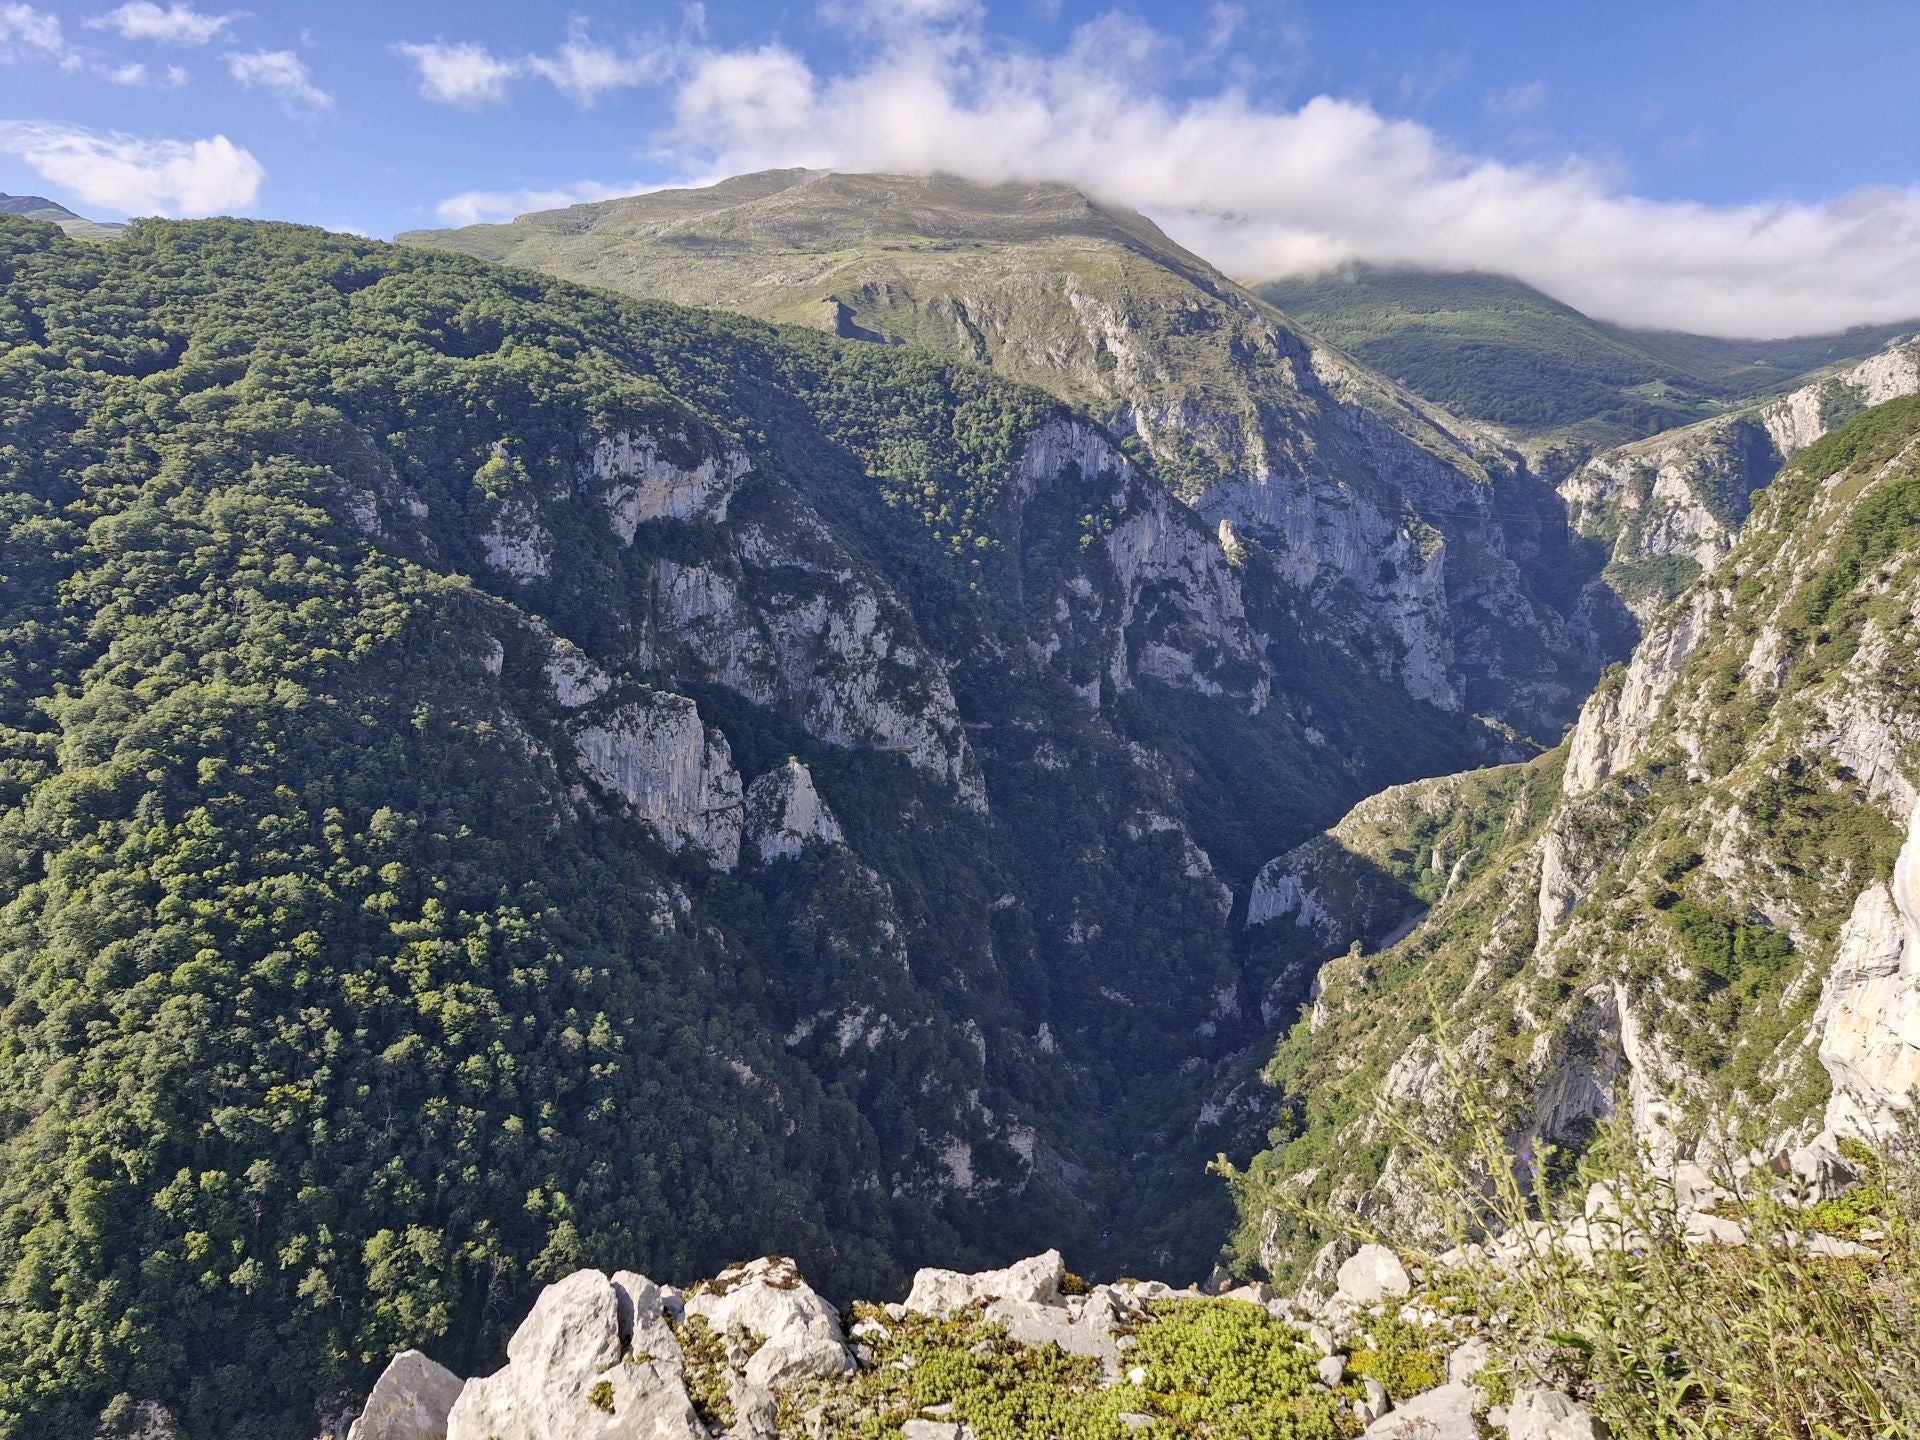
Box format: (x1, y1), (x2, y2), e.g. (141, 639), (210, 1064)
(904, 1248), (1065, 1317)
(744, 759), (845, 862)
(1563, 588), (1715, 795)
(683, 1256), (854, 1389)
(447, 1270), (704, 1440)
(546, 643), (744, 867)
(346, 1351), (464, 1440)
(481, 493), (555, 582)
(1817, 802), (1920, 1139)
(595, 428), (750, 539)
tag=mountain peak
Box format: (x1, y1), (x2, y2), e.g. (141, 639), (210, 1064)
(0, 192), (127, 241)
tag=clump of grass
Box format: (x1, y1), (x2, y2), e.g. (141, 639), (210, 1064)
(1343, 1311), (1443, 1400)
(669, 1314), (736, 1430)
(1362, 1047), (1920, 1440)
(587, 1378), (614, 1414)
(784, 1300), (1347, 1440)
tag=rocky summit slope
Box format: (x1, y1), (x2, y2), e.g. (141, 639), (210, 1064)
(1229, 395), (1920, 1277)
(403, 171), (1612, 738)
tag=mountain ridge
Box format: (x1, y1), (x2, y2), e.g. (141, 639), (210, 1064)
(402, 169), (1618, 741)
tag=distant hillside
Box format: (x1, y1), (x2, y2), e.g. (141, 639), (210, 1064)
(0, 192), (125, 241)
(1260, 264), (1914, 444)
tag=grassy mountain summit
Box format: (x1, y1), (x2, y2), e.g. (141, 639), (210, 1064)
(405, 171), (1613, 738)
(1260, 263), (1915, 444)
(0, 193), (126, 242)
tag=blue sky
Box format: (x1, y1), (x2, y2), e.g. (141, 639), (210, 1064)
(4, 0), (1920, 335)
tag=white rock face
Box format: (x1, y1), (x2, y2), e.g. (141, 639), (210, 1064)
(1334, 1244), (1410, 1305)
(595, 429), (751, 539)
(1246, 867), (1334, 933)
(1015, 416), (1131, 496)
(447, 1270), (704, 1440)
(763, 586), (985, 811)
(1564, 588), (1714, 796)
(1564, 337), (1920, 618)
(347, 1351), (464, 1440)
(682, 1257), (854, 1390)
(744, 759), (845, 862)
(904, 1249), (1065, 1317)
(1817, 802), (1920, 1139)
(545, 653), (744, 868)
(1102, 493), (1270, 708)
(481, 494), (555, 581)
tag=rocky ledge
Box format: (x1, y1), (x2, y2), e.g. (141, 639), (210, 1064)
(340, 1242), (1615, 1440)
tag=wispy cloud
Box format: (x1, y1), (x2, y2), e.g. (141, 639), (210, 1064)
(525, 21), (659, 107)
(87, 2), (233, 46)
(396, 17), (689, 110)
(1, 3), (71, 63)
(393, 40), (520, 107)
(1486, 80), (1549, 119)
(226, 48), (332, 114)
(0, 120), (262, 215)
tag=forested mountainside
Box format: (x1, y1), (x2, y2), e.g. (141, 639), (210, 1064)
(1259, 263), (1915, 445)
(1228, 395), (1920, 1281)
(0, 211), (1540, 1439)
(403, 170), (1613, 739)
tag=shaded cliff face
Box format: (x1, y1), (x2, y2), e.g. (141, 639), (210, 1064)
(1228, 396), (1920, 1279)
(402, 170), (1610, 739)
(0, 215), (1527, 1438)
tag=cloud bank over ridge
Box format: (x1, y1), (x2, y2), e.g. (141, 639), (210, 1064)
(646, 13), (1920, 338)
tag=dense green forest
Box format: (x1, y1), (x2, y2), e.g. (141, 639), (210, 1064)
(0, 215), (1509, 1439)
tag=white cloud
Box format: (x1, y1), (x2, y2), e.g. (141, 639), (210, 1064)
(1, 3), (68, 61)
(103, 58), (145, 84)
(226, 48), (333, 113)
(676, 45), (815, 150)
(0, 121), (262, 215)
(434, 180), (637, 227)
(88, 2), (232, 46)
(525, 21), (659, 107)
(394, 40), (521, 107)
(650, 18), (1920, 336)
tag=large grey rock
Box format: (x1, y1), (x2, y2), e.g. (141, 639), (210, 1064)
(1363, 1381), (1479, 1438)
(683, 1256), (853, 1390)
(1336, 1245), (1411, 1305)
(611, 1271), (683, 1369)
(348, 1350), (464, 1440)
(904, 1250), (1065, 1317)
(446, 1269), (704, 1440)
(1509, 1387), (1607, 1440)
(983, 1296), (1119, 1366)
(743, 759), (845, 863)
